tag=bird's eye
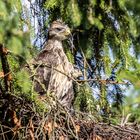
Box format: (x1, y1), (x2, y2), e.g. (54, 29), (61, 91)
(55, 28), (62, 31)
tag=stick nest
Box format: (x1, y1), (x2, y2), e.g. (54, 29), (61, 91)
(0, 93), (140, 140)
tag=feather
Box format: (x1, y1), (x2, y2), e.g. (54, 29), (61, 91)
(31, 21), (78, 108)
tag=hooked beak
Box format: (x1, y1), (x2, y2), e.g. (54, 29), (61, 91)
(64, 28), (71, 36)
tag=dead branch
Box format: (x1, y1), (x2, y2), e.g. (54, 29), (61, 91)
(0, 44), (12, 92)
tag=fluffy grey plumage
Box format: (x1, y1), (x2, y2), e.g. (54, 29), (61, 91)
(31, 20), (79, 108)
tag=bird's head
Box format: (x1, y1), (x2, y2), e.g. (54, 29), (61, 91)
(48, 20), (71, 41)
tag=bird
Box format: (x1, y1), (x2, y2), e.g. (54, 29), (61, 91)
(30, 20), (81, 108)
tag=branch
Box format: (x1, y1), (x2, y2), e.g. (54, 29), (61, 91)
(26, 63), (127, 85)
(0, 44), (12, 92)
(5, 50), (127, 86)
(76, 79), (127, 85)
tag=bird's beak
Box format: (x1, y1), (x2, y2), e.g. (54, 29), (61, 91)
(64, 28), (71, 36)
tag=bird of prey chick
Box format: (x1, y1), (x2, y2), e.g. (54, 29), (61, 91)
(30, 20), (81, 108)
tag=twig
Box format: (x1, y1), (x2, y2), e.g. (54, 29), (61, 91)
(66, 109), (79, 139)
(76, 79), (127, 85)
(110, 124), (140, 135)
(0, 124), (6, 140)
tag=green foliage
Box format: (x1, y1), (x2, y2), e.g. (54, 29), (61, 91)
(44, 0), (82, 27)
(0, 1), (32, 61)
(7, 36), (23, 54)
(65, 48), (74, 63)
(0, 1), (8, 19)
(0, 0), (44, 113)
(63, 42), (75, 63)
(74, 83), (95, 114)
(44, 0), (59, 10)
(66, 0), (82, 26)
(123, 91), (140, 123)
(16, 70), (32, 93)
(43, 0), (140, 121)
(125, 0), (140, 57)
(118, 69), (140, 89)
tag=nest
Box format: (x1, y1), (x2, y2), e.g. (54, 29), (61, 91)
(0, 93), (140, 140)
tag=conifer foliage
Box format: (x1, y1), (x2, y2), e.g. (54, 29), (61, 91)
(1, 0), (140, 139)
(43, 0), (140, 118)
